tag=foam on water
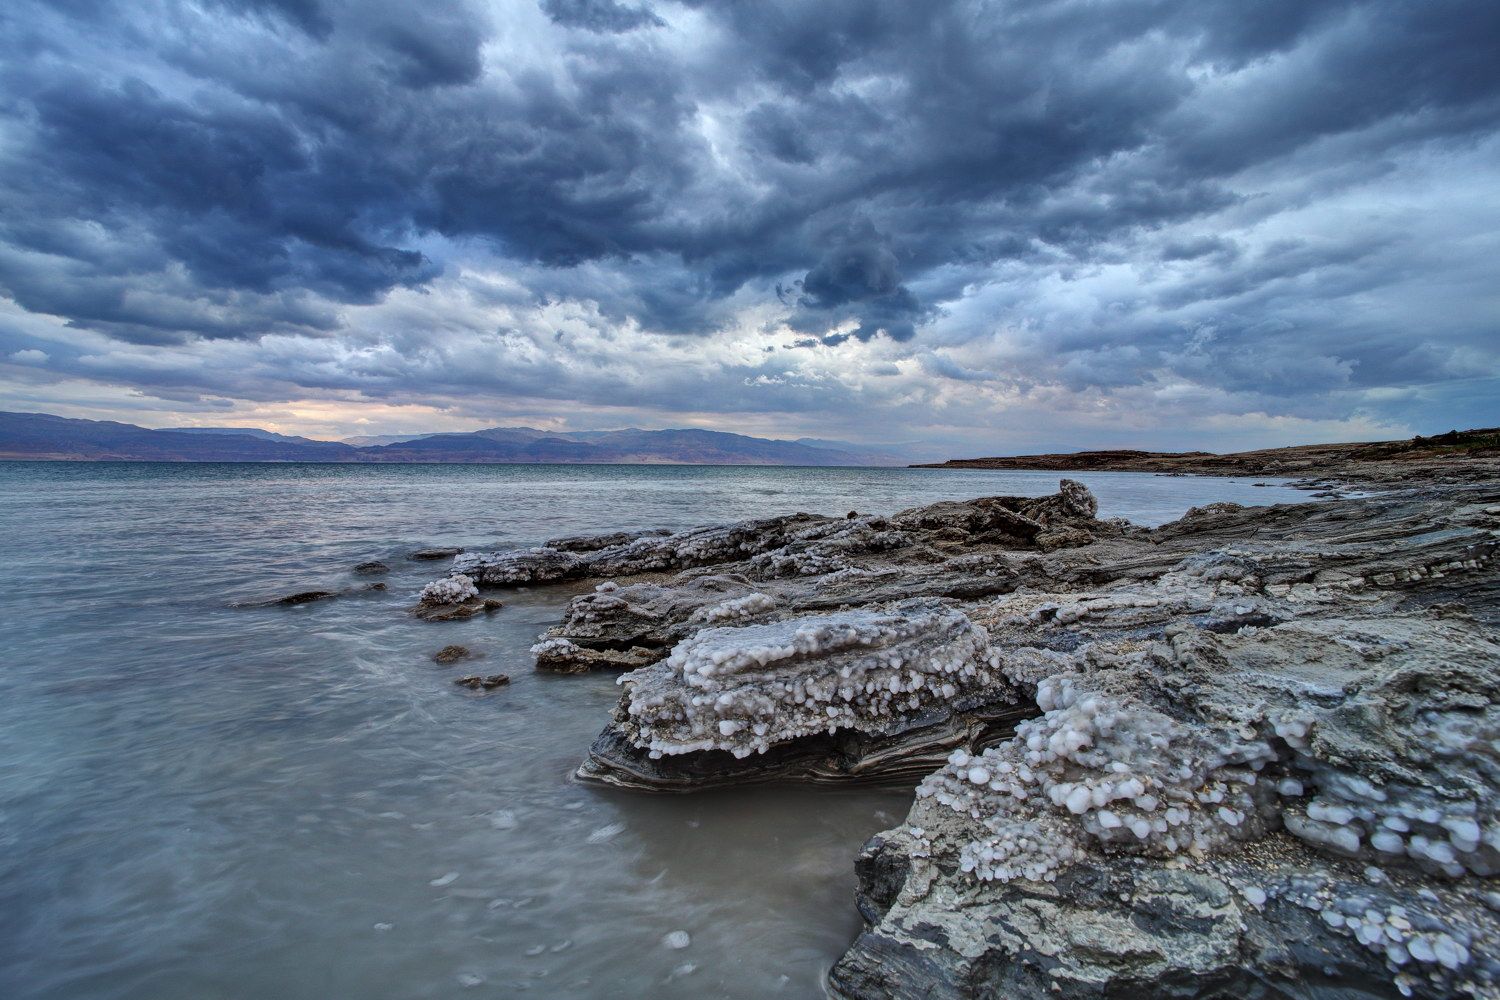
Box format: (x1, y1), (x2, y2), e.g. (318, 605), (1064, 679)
(0, 462), (1313, 1000)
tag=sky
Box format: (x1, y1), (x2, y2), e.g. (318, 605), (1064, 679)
(0, 0), (1497, 456)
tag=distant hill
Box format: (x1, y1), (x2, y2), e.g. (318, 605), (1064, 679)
(167, 426), (330, 446)
(0, 412), (360, 462)
(0, 411), (908, 466)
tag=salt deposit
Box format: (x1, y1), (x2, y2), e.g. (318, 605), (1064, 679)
(614, 598), (1015, 760)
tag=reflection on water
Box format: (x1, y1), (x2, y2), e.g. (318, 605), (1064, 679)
(0, 463), (1314, 999)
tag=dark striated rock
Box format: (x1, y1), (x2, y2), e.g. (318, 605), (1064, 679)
(408, 546), (464, 561)
(353, 560), (390, 575)
(578, 701), (1035, 792)
(433, 644), (475, 664)
(415, 597), (503, 623)
(234, 589), (341, 608)
(454, 673), (509, 690)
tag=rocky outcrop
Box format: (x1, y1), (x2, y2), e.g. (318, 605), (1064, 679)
(827, 485), (1500, 1000)
(914, 427), (1500, 488)
(426, 476), (1500, 997)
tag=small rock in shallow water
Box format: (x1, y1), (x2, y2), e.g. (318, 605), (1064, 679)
(454, 674), (510, 690)
(263, 590), (339, 606)
(433, 644), (475, 664)
(353, 560), (389, 575)
(409, 546), (464, 561)
(662, 930), (691, 950)
(456, 973), (483, 988)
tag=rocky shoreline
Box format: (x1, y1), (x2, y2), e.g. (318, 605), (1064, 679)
(417, 474), (1500, 999)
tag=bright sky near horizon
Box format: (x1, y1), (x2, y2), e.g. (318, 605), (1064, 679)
(0, 0), (1497, 453)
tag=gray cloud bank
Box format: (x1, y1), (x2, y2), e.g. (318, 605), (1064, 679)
(0, 0), (1497, 449)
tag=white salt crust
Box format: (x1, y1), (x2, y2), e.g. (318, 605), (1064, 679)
(916, 674), (1279, 884)
(920, 673), (1499, 887)
(418, 573), (478, 605)
(616, 599), (1013, 760)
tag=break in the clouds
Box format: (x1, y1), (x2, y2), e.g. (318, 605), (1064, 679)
(0, 0), (1497, 451)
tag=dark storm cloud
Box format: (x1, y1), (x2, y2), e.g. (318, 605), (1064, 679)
(542, 0), (664, 33)
(0, 0), (1496, 429)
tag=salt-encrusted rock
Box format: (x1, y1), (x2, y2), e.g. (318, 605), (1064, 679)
(830, 483), (1500, 1000)
(530, 638), (659, 674)
(544, 528), (672, 552)
(578, 598), (1026, 789)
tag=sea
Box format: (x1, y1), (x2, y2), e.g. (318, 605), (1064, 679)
(0, 462), (1315, 1000)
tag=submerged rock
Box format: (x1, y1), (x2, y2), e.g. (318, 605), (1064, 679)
(409, 546), (464, 561)
(272, 590), (338, 605)
(454, 673), (509, 690)
(234, 588), (341, 608)
(353, 560), (390, 575)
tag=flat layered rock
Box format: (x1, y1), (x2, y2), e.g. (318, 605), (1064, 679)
(515, 482), (1108, 671)
(577, 700), (1034, 792)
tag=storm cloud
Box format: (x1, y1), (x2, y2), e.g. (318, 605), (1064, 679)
(0, 0), (1496, 448)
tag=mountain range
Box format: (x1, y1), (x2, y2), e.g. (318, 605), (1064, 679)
(0, 411), (917, 466)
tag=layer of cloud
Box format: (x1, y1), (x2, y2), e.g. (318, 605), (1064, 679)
(0, 0), (1497, 449)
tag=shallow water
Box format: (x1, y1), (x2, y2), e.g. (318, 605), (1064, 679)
(0, 463), (1313, 1000)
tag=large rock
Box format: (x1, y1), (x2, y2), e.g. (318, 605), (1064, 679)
(516, 481), (1109, 670)
(577, 598), (1028, 790)
(828, 485), (1500, 1000)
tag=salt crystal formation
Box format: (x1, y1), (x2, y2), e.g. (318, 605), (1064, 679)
(418, 573), (477, 605)
(615, 598), (1015, 760)
(916, 674), (1280, 883)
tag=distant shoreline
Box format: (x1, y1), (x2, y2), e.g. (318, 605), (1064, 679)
(911, 427), (1500, 486)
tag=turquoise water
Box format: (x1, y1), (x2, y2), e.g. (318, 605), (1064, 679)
(0, 463), (1313, 1000)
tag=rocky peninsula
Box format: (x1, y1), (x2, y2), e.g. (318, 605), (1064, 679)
(912, 427), (1500, 487)
(417, 466), (1500, 999)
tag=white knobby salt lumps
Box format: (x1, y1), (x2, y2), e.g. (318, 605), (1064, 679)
(419, 574), (478, 605)
(916, 673), (1279, 883)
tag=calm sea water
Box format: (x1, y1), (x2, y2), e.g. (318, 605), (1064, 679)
(0, 463), (1313, 1000)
